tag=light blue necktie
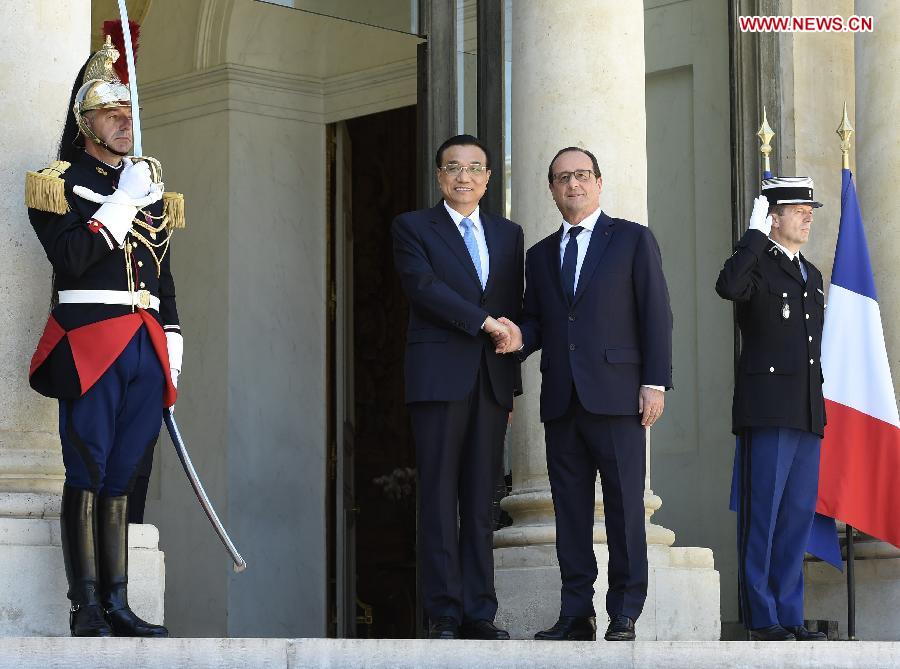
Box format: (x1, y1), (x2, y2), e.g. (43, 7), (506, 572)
(461, 217), (485, 288)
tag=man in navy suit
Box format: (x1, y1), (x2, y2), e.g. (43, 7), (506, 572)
(500, 147), (672, 641)
(391, 135), (524, 640)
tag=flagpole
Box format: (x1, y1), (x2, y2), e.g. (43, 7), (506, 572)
(836, 101), (857, 640)
(846, 524), (856, 639)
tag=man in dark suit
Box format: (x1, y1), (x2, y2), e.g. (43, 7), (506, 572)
(716, 177), (828, 642)
(391, 134), (524, 640)
(499, 147), (672, 641)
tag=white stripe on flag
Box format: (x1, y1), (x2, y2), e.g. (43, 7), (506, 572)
(822, 283), (900, 428)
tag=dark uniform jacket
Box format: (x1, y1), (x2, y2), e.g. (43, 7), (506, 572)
(518, 213), (673, 423)
(716, 229), (826, 436)
(392, 203), (524, 410)
(28, 151), (180, 402)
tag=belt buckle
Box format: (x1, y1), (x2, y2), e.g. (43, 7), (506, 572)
(137, 289), (151, 309)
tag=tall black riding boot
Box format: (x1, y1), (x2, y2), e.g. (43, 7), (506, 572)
(60, 486), (113, 637)
(97, 494), (169, 637)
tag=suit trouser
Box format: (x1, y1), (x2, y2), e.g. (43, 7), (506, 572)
(545, 391), (648, 621)
(59, 327), (164, 497)
(736, 427), (820, 629)
(409, 355), (508, 623)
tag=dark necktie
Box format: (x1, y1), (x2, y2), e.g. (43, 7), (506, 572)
(792, 255), (805, 284)
(561, 226), (584, 303)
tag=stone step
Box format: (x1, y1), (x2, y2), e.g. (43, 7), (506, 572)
(0, 638), (898, 669)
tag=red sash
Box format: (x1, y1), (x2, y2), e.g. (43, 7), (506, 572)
(30, 311), (177, 407)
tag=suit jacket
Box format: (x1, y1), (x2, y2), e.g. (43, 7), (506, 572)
(392, 203), (524, 410)
(716, 229), (826, 436)
(519, 212), (673, 423)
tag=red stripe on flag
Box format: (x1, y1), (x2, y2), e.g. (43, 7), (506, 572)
(818, 399), (900, 547)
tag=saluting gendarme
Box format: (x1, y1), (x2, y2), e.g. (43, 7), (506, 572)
(716, 176), (829, 642)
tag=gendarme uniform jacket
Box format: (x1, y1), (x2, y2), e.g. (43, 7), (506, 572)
(26, 151), (182, 405)
(716, 228), (826, 436)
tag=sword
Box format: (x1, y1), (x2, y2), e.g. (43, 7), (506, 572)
(164, 407), (248, 573)
(116, 0), (142, 155)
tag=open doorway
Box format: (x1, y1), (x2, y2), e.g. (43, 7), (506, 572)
(328, 105), (418, 639)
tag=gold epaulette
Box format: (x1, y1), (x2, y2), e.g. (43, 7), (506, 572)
(163, 192), (185, 231)
(25, 161), (71, 214)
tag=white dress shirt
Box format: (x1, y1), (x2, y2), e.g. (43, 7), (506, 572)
(445, 201), (490, 286)
(559, 206), (603, 289)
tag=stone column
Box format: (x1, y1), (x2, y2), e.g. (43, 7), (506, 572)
(493, 2), (719, 640)
(804, 2), (900, 641)
(0, 2), (162, 635)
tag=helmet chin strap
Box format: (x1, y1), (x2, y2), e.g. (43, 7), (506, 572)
(82, 121), (131, 158)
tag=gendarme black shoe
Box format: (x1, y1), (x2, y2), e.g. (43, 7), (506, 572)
(785, 625), (827, 641)
(749, 624), (796, 641)
(534, 616), (595, 641)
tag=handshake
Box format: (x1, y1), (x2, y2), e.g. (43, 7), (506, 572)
(484, 316), (523, 355)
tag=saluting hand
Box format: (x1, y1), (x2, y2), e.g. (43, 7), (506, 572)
(748, 195), (773, 236)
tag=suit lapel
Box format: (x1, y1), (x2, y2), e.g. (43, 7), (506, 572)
(481, 211), (498, 295)
(777, 249), (806, 286)
(572, 212), (616, 306)
(546, 226), (566, 305)
(429, 203), (482, 289)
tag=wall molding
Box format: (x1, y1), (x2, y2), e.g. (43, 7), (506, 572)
(140, 59), (417, 129)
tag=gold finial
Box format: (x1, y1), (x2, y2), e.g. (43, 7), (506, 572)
(757, 106), (775, 175)
(836, 101), (854, 170)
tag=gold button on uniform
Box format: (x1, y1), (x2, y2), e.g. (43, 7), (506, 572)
(769, 367), (775, 373)
(805, 313), (810, 319)
(809, 336), (813, 342)
(139, 282), (146, 288)
(137, 261), (143, 267)
(809, 359), (814, 364)
(804, 291), (808, 297)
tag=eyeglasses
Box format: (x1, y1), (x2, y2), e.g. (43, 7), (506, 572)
(552, 169), (596, 185)
(439, 163), (490, 178)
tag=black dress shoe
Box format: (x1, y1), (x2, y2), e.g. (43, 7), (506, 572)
(460, 619), (510, 640)
(429, 616), (459, 639)
(749, 624), (796, 641)
(785, 625), (827, 641)
(604, 615), (636, 641)
(534, 616), (595, 641)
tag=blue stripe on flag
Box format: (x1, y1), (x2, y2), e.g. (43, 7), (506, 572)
(831, 169), (878, 300)
(808, 513), (843, 569)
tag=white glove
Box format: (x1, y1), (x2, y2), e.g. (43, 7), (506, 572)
(118, 159), (154, 198)
(72, 159), (163, 208)
(748, 195), (772, 235)
(166, 331), (183, 389)
(74, 159), (164, 246)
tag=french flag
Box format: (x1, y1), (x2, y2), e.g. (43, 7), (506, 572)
(814, 169), (900, 557)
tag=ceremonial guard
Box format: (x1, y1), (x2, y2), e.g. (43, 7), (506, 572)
(25, 28), (185, 637)
(716, 177), (828, 642)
